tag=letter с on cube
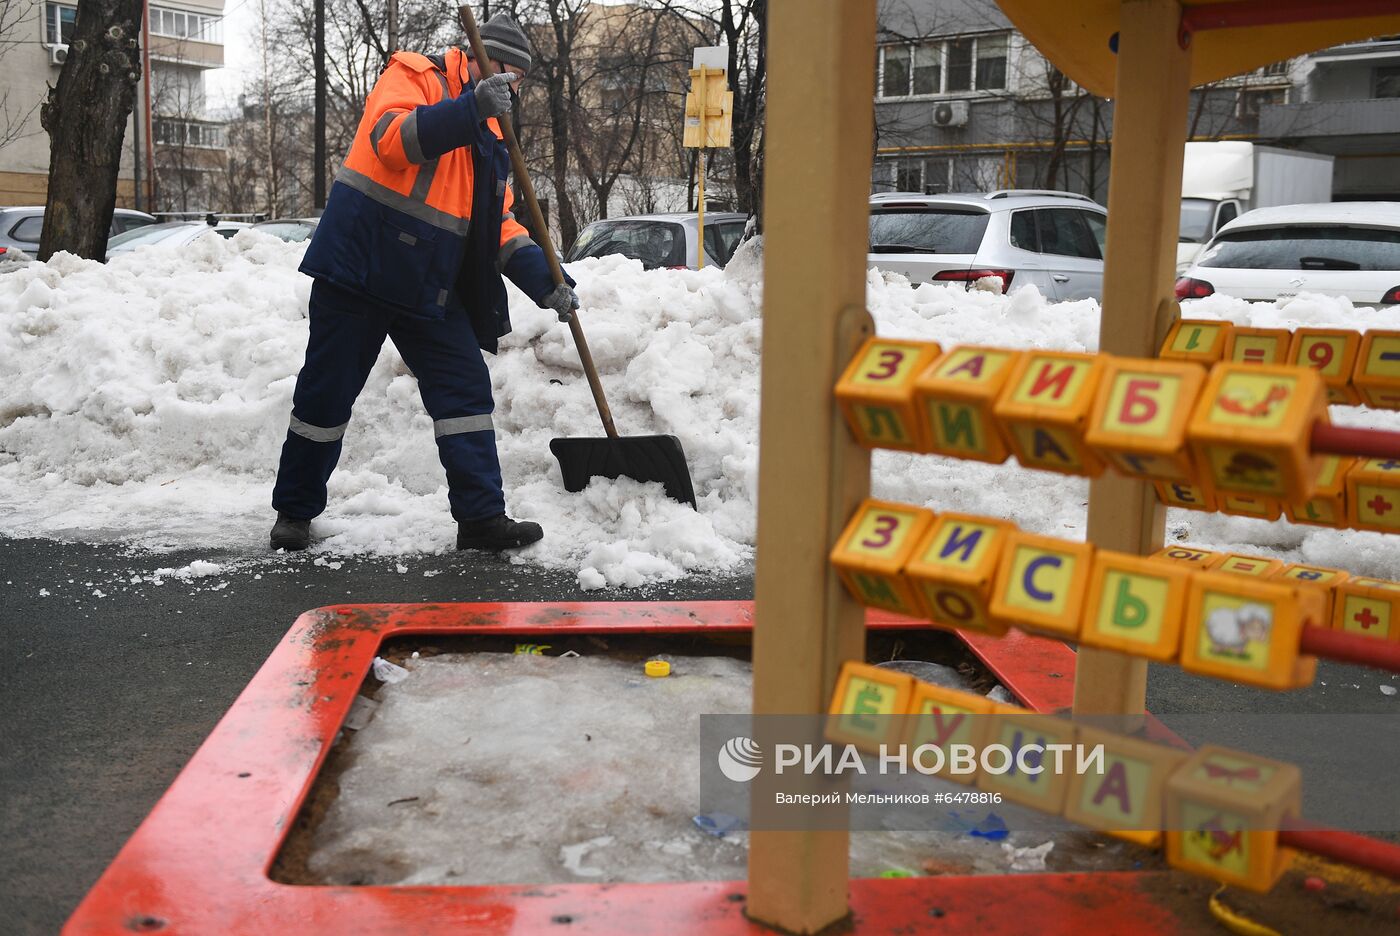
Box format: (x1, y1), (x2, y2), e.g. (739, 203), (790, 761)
(989, 531), (1095, 639)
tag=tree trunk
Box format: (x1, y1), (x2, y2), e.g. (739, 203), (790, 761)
(38, 0), (143, 262)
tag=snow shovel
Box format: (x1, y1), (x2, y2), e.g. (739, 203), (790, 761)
(460, 7), (697, 508)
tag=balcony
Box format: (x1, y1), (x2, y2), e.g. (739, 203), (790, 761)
(1260, 97), (1400, 139)
(149, 35), (223, 69)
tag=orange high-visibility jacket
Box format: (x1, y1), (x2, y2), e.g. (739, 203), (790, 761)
(300, 47), (562, 352)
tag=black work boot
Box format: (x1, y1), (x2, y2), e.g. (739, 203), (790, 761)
(270, 512), (312, 551)
(456, 514), (544, 551)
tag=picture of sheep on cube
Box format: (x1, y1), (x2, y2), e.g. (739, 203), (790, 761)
(1180, 573), (1321, 690)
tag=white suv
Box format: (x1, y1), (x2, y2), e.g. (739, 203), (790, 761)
(868, 190), (1108, 301)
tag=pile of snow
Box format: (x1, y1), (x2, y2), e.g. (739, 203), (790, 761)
(3, 228), (1400, 588)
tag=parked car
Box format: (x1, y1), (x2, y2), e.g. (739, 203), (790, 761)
(106, 219), (251, 255)
(1176, 203), (1400, 305)
(867, 190), (1108, 301)
(565, 212), (748, 270)
(0, 206), (158, 257)
(251, 217), (320, 243)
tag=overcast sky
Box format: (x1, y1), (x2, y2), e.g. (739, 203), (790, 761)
(204, 0), (256, 109)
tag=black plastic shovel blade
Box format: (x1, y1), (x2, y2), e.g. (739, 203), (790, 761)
(549, 435), (697, 508)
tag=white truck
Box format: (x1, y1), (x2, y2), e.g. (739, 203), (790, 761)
(1178, 142), (1334, 272)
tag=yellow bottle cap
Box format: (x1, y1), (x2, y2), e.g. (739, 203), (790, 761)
(645, 660), (671, 678)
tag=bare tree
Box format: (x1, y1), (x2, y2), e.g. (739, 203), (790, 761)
(39, 0), (143, 261)
(0, 0), (40, 149)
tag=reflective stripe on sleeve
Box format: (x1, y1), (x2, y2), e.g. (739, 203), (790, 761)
(369, 110), (404, 158)
(434, 414), (495, 438)
(290, 415), (349, 443)
(497, 233), (535, 271)
(334, 168), (471, 236)
(399, 110), (427, 165)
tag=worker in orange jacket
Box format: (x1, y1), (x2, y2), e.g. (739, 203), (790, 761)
(270, 15), (576, 553)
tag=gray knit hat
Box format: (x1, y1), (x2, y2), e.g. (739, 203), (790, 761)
(474, 14), (532, 73)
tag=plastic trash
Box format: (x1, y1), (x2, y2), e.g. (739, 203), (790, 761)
(344, 695), (380, 730)
(1003, 840), (1054, 871)
(514, 643), (551, 655)
(692, 812), (745, 837)
(646, 660), (671, 678)
(1381, 684), (1396, 696)
(879, 868), (917, 878)
(949, 810), (1009, 841)
(560, 835), (614, 877)
(986, 685), (1014, 704)
(371, 657), (410, 684)
(560, 650), (581, 658)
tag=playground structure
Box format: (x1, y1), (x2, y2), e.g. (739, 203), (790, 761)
(65, 1), (1400, 934)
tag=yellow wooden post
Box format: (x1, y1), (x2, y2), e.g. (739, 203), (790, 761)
(747, 0), (877, 931)
(697, 64), (707, 269)
(1074, 0), (1192, 716)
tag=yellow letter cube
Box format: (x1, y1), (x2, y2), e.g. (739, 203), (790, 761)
(1218, 493), (1283, 521)
(829, 499), (935, 618)
(1288, 328), (1361, 405)
(826, 661), (917, 753)
(836, 338), (943, 451)
(904, 682), (994, 786)
(1180, 573), (1320, 690)
(1216, 553), (1285, 578)
(977, 711), (1077, 814)
(1064, 728), (1188, 847)
(1154, 480), (1217, 512)
(1085, 358), (1207, 483)
(904, 513), (1013, 636)
(1268, 563), (1348, 625)
(1160, 318), (1233, 364)
(1345, 457), (1400, 533)
(1080, 551), (1192, 661)
(1223, 326), (1291, 366)
(1331, 577), (1400, 642)
(990, 532), (1095, 639)
(1283, 455), (1353, 529)
(913, 346), (1021, 464)
(992, 351), (1107, 476)
(1152, 546), (1225, 570)
(1352, 329), (1400, 409)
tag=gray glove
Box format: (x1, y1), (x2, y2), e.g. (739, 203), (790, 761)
(473, 72), (515, 119)
(544, 283), (580, 322)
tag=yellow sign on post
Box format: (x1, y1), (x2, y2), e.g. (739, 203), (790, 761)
(683, 46), (733, 270)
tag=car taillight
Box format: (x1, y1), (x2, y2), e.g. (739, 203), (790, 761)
(1381, 286), (1400, 304)
(933, 269), (1015, 293)
(0, 247), (7, 255)
(1175, 276), (1215, 300)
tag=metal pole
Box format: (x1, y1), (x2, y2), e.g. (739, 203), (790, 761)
(388, 0), (398, 52)
(313, 0), (327, 209)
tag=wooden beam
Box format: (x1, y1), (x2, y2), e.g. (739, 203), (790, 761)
(747, 1), (877, 931)
(1074, 0), (1192, 717)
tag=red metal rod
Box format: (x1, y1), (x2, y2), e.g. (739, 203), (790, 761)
(1300, 625), (1400, 672)
(1310, 423), (1400, 461)
(1183, 0), (1400, 32)
(1280, 820), (1400, 882)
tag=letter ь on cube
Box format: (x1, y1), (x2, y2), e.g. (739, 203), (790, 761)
(904, 512), (1013, 636)
(1165, 746), (1301, 893)
(1180, 572), (1320, 690)
(1346, 457), (1400, 534)
(835, 338), (943, 451)
(1084, 358), (1206, 483)
(904, 682), (993, 786)
(1080, 551), (1191, 662)
(1331, 577), (1400, 642)
(913, 345), (1021, 464)
(992, 350), (1107, 476)
(829, 499), (935, 618)
(1064, 727), (1187, 847)
(826, 661), (916, 753)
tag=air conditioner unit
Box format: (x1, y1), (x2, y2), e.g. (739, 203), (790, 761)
(50, 44), (68, 67)
(932, 100), (969, 128)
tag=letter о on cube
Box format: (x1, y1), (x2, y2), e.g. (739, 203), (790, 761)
(1160, 319), (1233, 364)
(1283, 455), (1352, 529)
(1288, 328), (1361, 405)
(1345, 457), (1400, 534)
(1351, 330), (1400, 410)
(1064, 727), (1188, 847)
(1080, 551), (1192, 662)
(904, 513), (1013, 636)
(826, 661), (916, 753)
(1330, 577), (1400, 643)
(836, 338), (943, 451)
(1085, 358), (1206, 483)
(830, 499), (935, 618)
(1165, 746), (1301, 893)
(913, 346), (1021, 464)
(992, 351), (1107, 476)
(989, 532), (1095, 639)
(1180, 573), (1320, 690)
(904, 682), (993, 786)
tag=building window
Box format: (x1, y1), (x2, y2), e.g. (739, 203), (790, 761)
(889, 158), (949, 195)
(154, 118), (227, 149)
(878, 32), (1009, 99)
(895, 160), (923, 192)
(1257, 59), (1291, 78)
(45, 2), (77, 45)
(150, 6), (223, 43)
(1238, 87), (1287, 118)
(1376, 66), (1400, 98)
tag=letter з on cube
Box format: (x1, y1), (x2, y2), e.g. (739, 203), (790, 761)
(1188, 362), (1327, 503)
(1288, 328), (1361, 405)
(1165, 746), (1302, 893)
(904, 513), (1014, 637)
(1154, 479), (1217, 512)
(1267, 563), (1349, 626)
(913, 346), (1021, 464)
(830, 500), (935, 618)
(1223, 327), (1291, 366)
(826, 661), (916, 753)
(1151, 546), (1225, 570)
(835, 338), (943, 451)
(1080, 551), (1192, 662)
(1346, 457), (1400, 534)
(1181, 572), (1320, 690)
(904, 682), (994, 786)
(989, 531), (1095, 639)
(976, 708), (1077, 815)
(1160, 318), (1233, 364)
(1352, 329), (1400, 410)
(1330, 577), (1400, 643)
(992, 350), (1107, 476)
(1064, 727), (1188, 847)
(1283, 455), (1353, 529)
(1085, 357), (1207, 482)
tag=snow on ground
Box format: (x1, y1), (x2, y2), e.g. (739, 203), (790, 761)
(3, 230), (1400, 588)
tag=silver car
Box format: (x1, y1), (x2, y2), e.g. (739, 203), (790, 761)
(0, 205), (158, 258)
(867, 190), (1108, 301)
(565, 212), (748, 270)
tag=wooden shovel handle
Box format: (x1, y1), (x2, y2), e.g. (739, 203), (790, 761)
(458, 5), (618, 438)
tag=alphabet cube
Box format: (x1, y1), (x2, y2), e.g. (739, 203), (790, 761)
(1165, 746), (1301, 893)
(913, 346), (1021, 464)
(830, 500), (935, 618)
(1218, 493), (1283, 522)
(989, 532), (1095, 639)
(1188, 362), (1327, 502)
(1268, 563), (1348, 626)
(1330, 577), (1400, 642)
(835, 338), (943, 451)
(904, 682), (994, 786)
(992, 351), (1107, 476)
(1151, 546), (1225, 570)
(1283, 455), (1353, 529)
(1079, 551), (1192, 661)
(1288, 328), (1361, 405)
(977, 710), (1077, 814)
(1351, 329), (1400, 410)
(1154, 480), (1217, 512)
(1215, 553), (1285, 579)
(1085, 357), (1207, 482)
(826, 661), (916, 753)
(1064, 728), (1188, 846)
(904, 513), (1013, 636)
(1345, 457), (1400, 533)
(1160, 318), (1233, 364)
(1223, 327), (1291, 366)
(1180, 572), (1320, 690)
